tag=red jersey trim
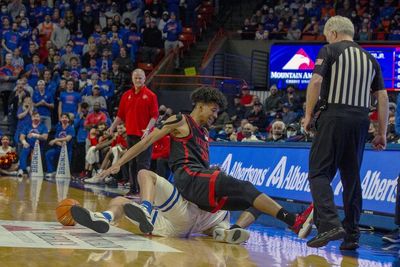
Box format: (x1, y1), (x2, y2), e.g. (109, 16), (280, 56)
(211, 197), (228, 213)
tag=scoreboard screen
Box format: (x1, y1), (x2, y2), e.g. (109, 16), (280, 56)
(269, 42), (400, 91)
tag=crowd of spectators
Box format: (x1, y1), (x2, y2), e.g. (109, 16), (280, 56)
(210, 84), (400, 144)
(239, 0), (400, 41)
(0, 0), (201, 179)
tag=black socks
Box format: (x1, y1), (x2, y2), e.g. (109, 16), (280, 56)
(276, 208), (296, 226)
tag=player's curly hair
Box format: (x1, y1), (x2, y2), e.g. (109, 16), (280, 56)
(190, 87), (227, 109)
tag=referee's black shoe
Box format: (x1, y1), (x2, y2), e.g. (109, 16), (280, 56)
(307, 227), (346, 248)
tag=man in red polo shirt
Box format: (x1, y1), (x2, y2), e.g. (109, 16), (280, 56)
(109, 68), (158, 195)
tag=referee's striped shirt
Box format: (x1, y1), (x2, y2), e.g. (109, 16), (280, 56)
(313, 40), (385, 109)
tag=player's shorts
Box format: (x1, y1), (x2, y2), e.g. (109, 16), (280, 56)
(173, 167), (228, 212)
(150, 174), (230, 237)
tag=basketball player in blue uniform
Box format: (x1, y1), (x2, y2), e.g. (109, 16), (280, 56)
(72, 169), (249, 243)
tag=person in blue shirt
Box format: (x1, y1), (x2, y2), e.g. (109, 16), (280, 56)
(109, 31), (123, 59)
(18, 18), (32, 56)
(14, 95), (33, 152)
(45, 113), (75, 177)
(24, 54), (45, 87)
(98, 70), (115, 100)
(124, 23), (141, 62)
(69, 57), (81, 81)
(0, 5), (11, 22)
(163, 12), (182, 69)
(73, 102), (90, 174)
(72, 30), (87, 55)
(59, 79), (82, 120)
(18, 111), (49, 176)
(92, 24), (103, 44)
(34, 0), (53, 24)
(0, 16), (11, 37)
(96, 49), (112, 72)
(106, 24), (123, 40)
(2, 22), (21, 59)
(81, 73), (101, 96)
(119, 19), (131, 39)
(33, 80), (54, 131)
(43, 69), (59, 98)
(87, 58), (100, 77)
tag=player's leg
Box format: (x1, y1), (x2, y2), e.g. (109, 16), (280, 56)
(45, 147), (60, 177)
(71, 196), (131, 233)
(123, 169), (159, 233)
(18, 146), (31, 176)
(124, 169), (194, 237)
(174, 168), (312, 237)
(210, 200), (258, 244)
(214, 171), (314, 237)
(99, 149), (113, 171)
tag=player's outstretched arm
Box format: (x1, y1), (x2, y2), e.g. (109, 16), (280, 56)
(100, 115), (184, 177)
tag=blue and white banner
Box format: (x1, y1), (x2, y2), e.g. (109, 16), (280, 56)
(210, 143), (399, 215)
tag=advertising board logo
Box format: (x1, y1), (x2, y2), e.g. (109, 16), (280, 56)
(282, 49), (315, 70)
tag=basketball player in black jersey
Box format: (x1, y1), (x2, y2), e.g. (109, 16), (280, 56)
(101, 87), (314, 242)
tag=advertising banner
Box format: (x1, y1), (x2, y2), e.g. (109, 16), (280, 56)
(210, 143), (399, 215)
(269, 43), (400, 91)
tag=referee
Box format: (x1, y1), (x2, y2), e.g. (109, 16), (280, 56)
(304, 16), (389, 250)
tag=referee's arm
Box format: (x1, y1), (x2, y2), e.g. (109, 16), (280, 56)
(304, 73), (323, 133)
(372, 90), (389, 150)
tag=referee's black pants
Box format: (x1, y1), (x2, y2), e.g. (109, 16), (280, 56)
(127, 135), (152, 193)
(308, 105), (369, 240)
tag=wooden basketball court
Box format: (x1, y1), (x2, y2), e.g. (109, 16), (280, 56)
(0, 176), (398, 267)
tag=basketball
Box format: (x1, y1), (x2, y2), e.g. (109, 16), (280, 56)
(56, 198), (80, 226)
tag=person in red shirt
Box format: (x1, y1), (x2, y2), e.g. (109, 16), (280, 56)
(84, 102), (107, 129)
(108, 68), (158, 195)
(151, 135), (171, 179)
(85, 124), (128, 184)
(239, 85), (255, 108)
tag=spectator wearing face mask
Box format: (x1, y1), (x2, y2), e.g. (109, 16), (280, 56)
(267, 120), (286, 142)
(285, 123), (303, 142)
